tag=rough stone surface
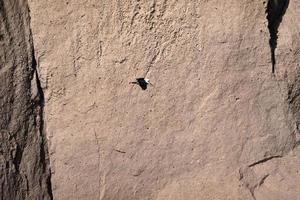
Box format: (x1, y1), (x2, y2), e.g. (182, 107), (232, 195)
(3, 0), (300, 199)
(0, 0), (52, 199)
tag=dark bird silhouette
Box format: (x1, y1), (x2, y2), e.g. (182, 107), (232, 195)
(130, 78), (153, 90)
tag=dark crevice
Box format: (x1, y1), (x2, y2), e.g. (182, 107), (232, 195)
(248, 155), (282, 167)
(28, 0), (53, 196)
(12, 144), (22, 173)
(265, 0), (289, 73)
(46, 174), (53, 200)
(258, 174), (269, 187)
(31, 51), (53, 200)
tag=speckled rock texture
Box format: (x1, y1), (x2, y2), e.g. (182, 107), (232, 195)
(3, 0), (300, 199)
(0, 0), (52, 199)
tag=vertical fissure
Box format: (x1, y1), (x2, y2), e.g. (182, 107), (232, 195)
(265, 0), (289, 73)
(27, 0), (53, 196)
(32, 49), (53, 200)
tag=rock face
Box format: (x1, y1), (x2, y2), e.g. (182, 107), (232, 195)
(2, 0), (300, 199)
(0, 0), (52, 199)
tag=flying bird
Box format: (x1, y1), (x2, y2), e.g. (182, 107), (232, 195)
(130, 78), (153, 90)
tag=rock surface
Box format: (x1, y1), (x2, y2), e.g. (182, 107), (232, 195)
(2, 0), (300, 199)
(0, 0), (52, 199)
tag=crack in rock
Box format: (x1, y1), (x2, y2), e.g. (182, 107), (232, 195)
(248, 155), (282, 167)
(265, 0), (289, 73)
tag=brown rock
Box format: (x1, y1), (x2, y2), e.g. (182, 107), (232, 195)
(2, 0), (300, 199)
(0, 0), (52, 199)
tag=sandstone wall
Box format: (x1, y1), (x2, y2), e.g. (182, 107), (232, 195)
(4, 0), (300, 199)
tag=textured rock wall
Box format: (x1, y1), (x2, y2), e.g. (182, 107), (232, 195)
(0, 0), (52, 199)
(25, 0), (300, 199)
